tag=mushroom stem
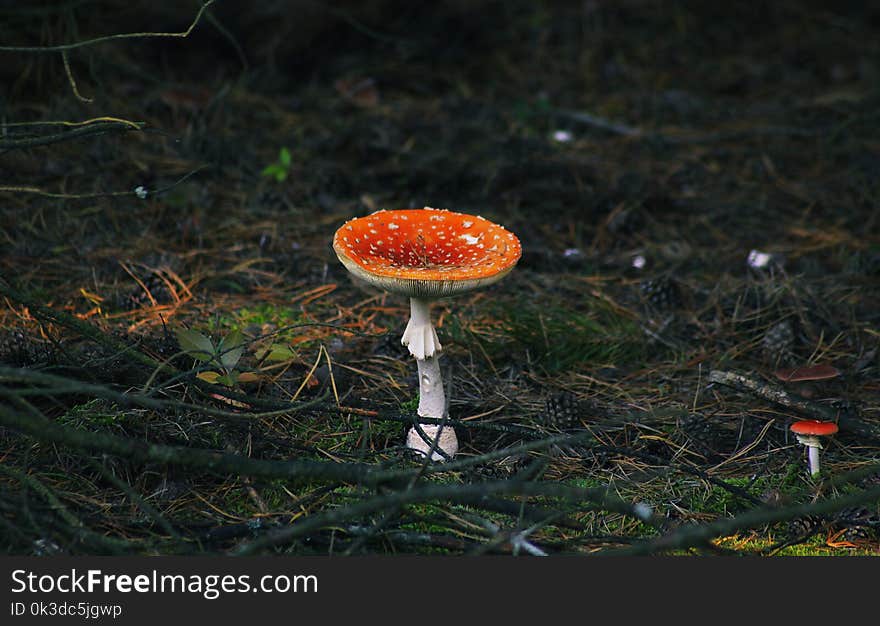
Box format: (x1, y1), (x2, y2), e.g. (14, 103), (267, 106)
(416, 354), (446, 419)
(795, 434), (822, 477)
(402, 297), (441, 360)
(401, 298), (458, 461)
(808, 445), (821, 477)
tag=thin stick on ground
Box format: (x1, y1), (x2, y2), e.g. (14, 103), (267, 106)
(709, 369), (880, 441)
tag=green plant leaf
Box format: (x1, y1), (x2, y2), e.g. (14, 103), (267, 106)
(279, 147), (292, 167)
(216, 373), (237, 387)
(218, 329), (245, 370)
(261, 343), (296, 362)
(175, 328), (215, 362)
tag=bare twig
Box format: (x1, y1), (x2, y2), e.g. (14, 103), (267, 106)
(0, 121), (143, 150)
(61, 49), (93, 103)
(0, 1), (216, 52)
(556, 109), (642, 136)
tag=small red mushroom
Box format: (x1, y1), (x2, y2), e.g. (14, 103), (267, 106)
(790, 420), (839, 477)
(333, 207), (521, 460)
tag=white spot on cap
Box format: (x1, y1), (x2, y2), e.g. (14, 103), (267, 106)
(389, 223), (399, 230)
(460, 234), (479, 245)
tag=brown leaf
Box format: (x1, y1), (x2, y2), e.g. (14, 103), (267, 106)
(334, 77), (379, 108)
(773, 363), (841, 382)
(158, 87), (213, 111)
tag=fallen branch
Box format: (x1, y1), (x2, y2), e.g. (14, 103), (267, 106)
(616, 480), (880, 555)
(708, 369), (880, 441)
(0, 398), (395, 489)
(0, 464), (149, 554)
(708, 369), (837, 420)
(0, 366), (325, 421)
(232, 479), (661, 555)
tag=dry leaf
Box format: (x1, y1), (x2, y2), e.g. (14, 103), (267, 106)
(334, 77), (379, 108)
(774, 363), (841, 382)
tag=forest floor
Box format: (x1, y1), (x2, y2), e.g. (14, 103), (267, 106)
(1, 1), (878, 555)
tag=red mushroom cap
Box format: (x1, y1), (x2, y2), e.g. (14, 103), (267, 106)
(774, 364), (841, 382)
(333, 207), (521, 298)
(790, 420), (839, 436)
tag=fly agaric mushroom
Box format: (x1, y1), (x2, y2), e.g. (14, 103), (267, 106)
(333, 207), (521, 460)
(790, 420), (838, 477)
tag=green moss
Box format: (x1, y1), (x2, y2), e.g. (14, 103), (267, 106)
(716, 533), (877, 556)
(59, 399), (124, 427)
(566, 476), (609, 490)
(683, 472), (817, 517)
(400, 396), (419, 412)
(226, 303), (304, 331)
(446, 296), (650, 374)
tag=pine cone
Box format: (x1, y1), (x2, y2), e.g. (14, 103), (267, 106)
(469, 455), (528, 480)
(836, 505), (880, 531)
(0, 329), (50, 366)
(640, 275), (682, 310)
(762, 319), (795, 364)
(118, 272), (174, 310)
(541, 391), (584, 430)
(786, 515), (822, 539)
(835, 525), (875, 543)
